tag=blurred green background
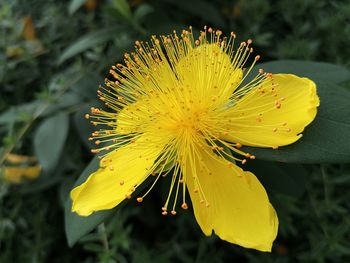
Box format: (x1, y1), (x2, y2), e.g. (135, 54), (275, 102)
(1, 0), (350, 262)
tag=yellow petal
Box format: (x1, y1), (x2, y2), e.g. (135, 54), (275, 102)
(71, 133), (166, 216)
(176, 44), (243, 106)
(221, 74), (319, 147)
(23, 165), (41, 179)
(184, 144), (278, 251)
(116, 97), (157, 134)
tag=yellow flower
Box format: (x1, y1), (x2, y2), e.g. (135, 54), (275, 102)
(71, 27), (319, 251)
(1, 153), (41, 184)
(2, 166), (41, 184)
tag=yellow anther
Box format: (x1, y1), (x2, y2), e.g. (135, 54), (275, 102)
(181, 203), (188, 210)
(236, 142), (242, 149)
(85, 114), (90, 119)
(242, 159), (247, 165)
(137, 197), (143, 203)
(170, 210), (177, 215)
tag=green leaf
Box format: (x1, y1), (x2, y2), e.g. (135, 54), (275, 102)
(68, 0), (87, 15)
(73, 104), (98, 149)
(111, 0), (132, 21)
(57, 26), (120, 65)
(256, 60), (350, 84)
(170, 0), (225, 26)
(133, 4), (154, 23)
(246, 160), (308, 197)
(64, 156), (113, 247)
(0, 93), (83, 125)
(246, 81), (350, 163)
(70, 71), (102, 100)
(0, 101), (42, 124)
(34, 112), (70, 172)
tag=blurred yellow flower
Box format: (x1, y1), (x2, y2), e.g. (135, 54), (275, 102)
(71, 27), (319, 251)
(6, 153), (37, 164)
(2, 166), (41, 184)
(1, 153), (41, 184)
(23, 16), (37, 41)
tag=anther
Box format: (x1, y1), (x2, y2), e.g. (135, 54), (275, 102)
(181, 203), (188, 209)
(242, 159), (247, 165)
(236, 142), (242, 148)
(162, 211), (168, 216)
(255, 55), (261, 61)
(85, 114), (90, 119)
(137, 197), (143, 203)
(171, 210), (177, 215)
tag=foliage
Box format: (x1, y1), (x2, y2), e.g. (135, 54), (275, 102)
(1, 0), (350, 262)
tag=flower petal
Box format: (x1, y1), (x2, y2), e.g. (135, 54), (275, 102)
(221, 74), (319, 147)
(71, 134), (166, 216)
(176, 44), (243, 106)
(184, 144), (278, 251)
